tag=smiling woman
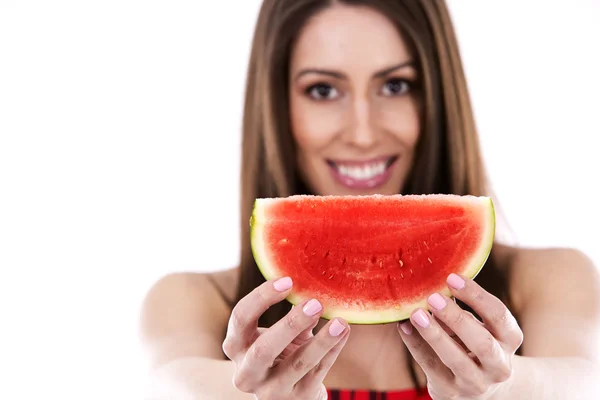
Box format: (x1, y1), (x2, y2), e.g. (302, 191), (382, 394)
(289, 7), (420, 195)
(140, 1), (600, 399)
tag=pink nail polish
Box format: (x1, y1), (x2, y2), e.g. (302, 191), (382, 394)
(428, 293), (447, 310)
(447, 273), (465, 290)
(273, 277), (292, 292)
(303, 299), (322, 316)
(412, 309), (430, 328)
(329, 319), (345, 337)
(400, 322), (413, 335)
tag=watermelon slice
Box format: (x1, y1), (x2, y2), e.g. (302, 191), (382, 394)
(250, 194), (495, 324)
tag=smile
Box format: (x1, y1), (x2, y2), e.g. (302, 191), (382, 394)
(326, 156), (398, 189)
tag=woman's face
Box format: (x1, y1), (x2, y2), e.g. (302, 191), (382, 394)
(289, 4), (420, 196)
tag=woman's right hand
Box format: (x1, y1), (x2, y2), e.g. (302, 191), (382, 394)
(222, 277), (350, 400)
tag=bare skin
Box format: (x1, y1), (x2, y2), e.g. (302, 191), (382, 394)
(140, 4), (600, 399)
(289, 5), (419, 197)
(141, 244), (600, 397)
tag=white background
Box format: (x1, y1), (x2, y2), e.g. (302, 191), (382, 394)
(1, 1), (599, 399)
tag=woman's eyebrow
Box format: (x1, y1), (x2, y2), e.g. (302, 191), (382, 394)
(293, 60), (415, 82)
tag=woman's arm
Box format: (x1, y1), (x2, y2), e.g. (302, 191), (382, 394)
(145, 357), (254, 399)
(504, 356), (599, 399)
(140, 271), (252, 399)
(496, 248), (600, 399)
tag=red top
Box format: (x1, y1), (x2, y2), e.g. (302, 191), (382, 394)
(327, 387), (431, 400)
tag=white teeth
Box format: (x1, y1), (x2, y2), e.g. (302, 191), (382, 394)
(336, 161), (387, 180)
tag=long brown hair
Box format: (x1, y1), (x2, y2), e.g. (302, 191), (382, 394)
(233, 0), (515, 390)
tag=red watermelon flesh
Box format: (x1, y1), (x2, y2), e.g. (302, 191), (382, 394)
(250, 194), (495, 324)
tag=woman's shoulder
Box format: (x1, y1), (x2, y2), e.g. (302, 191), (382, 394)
(495, 243), (598, 311)
(147, 267), (239, 299)
(502, 243), (596, 282)
(140, 267), (240, 363)
(153, 267), (240, 307)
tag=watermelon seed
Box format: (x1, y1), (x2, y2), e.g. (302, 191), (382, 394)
(321, 271), (326, 275)
(399, 260), (404, 267)
(401, 273), (404, 279)
(379, 260), (383, 269)
(423, 241), (429, 249)
(410, 268), (414, 275)
(328, 275), (334, 280)
(325, 250), (330, 258)
(428, 257), (432, 264)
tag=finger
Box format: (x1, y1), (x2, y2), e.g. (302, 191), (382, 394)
(276, 302), (323, 362)
(397, 320), (454, 385)
(431, 300), (474, 352)
(432, 314), (470, 353)
(274, 318), (349, 388)
(223, 277), (294, 356)
(242, 298), (325, 382)
(275, 304), (321, 356)
(296, 322), (351, 394)
(432, 313), (457, 337)
(295, 309), (321, 342)
(408, 308), (482, 383)
(446, 274), (524, 351)
(427, 292), (513, 381)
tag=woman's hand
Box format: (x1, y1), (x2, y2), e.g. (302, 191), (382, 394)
(398, 273), (524, 400)
(222, 277), (350, 400)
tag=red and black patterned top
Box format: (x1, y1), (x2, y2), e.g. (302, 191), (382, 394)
(327, 387), (431, 400)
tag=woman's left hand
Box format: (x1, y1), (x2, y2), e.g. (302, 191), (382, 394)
(398, 273), (524, 400)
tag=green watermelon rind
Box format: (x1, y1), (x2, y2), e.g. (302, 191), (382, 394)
(250, 195), (496, 324)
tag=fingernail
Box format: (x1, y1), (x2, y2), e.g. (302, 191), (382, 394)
(400, 321), (413, 335)
(428, 293), (447, 310)
(329, 319), (345, 337)
(412, 309), (430, 328)
(303, 299), (322, 316)
(273, 277), (292, 292)
(447, 273), (465, 290)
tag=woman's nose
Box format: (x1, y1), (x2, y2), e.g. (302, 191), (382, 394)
(343, 97), (379, 149)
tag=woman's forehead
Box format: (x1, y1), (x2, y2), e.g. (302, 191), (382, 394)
(290, 4), (412, 74)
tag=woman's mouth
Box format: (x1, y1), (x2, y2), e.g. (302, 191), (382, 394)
(326, 155), (399, 189)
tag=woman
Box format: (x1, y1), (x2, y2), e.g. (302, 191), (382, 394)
(141, 1), (600, 399)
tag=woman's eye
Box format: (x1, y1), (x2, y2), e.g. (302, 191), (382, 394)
(306, 83), (339, 100)
(381, 78), (411, 96)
